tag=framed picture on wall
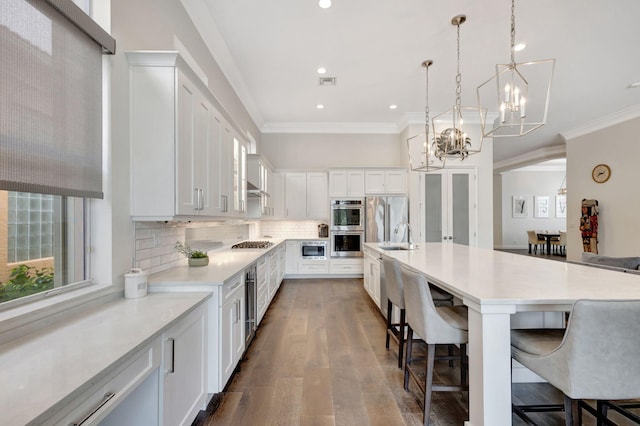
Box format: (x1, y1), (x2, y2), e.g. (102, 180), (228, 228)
(556, 195), (567, 218)
(512, 196), (527, 218)
(534, 196), (550, 218)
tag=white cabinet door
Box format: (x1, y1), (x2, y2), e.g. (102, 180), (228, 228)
(277, 244), (286, 283)
(424, 168), (477, 246)
(284, 173), (307, 218)
(347, 170), (365, 197)
(220, 275), (245, 388)
(329, 170), (348, 197)
(307, 172), (328, 219)
(271, 172), (285, 218)
(175, 71), (198, 215)
(163, 303), (207, 426)
(384, 170), (407, 194)
(365, 170), (407, 195)
(285, 241), (299, 275)
(365, 170), (386, 194)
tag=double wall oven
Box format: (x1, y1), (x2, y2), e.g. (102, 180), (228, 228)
(330, 199), (364, 258)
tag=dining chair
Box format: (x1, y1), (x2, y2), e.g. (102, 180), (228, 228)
(511, 299), (640, 425)
(551, 230), (567, 255)
(527, 230), (546, 254)
(400, 263), (468, 425)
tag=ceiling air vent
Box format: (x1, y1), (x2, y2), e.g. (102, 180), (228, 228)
(319, 76), (337, 86)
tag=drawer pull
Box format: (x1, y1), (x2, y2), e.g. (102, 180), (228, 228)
(71, 392), (116, 426)
(167, 337), (176, 374)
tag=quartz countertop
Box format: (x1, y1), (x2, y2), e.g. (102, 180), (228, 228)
(149, 239), (285, 287)
(0, 292), (211, 426)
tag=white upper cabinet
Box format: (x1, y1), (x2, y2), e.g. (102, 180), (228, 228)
(127, 51), (246, 220)
(365, 169), (407, 195)
(283, 172), (328, 219)
(329, 169), (365, 198)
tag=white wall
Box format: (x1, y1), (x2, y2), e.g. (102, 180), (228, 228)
(565, 116), (640, 261)
(261, 133), (405, 170)
(497, 170), (567, 249)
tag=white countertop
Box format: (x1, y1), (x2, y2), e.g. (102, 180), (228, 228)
(365, 242), (640, 308)
(0, 292), (211, 426)
(149, 239), (284, 287)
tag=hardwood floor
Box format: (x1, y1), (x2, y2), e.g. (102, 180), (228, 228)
(203, 278), (637, 426)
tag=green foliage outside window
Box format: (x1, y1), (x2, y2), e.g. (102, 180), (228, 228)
(0, 265), (54, 303)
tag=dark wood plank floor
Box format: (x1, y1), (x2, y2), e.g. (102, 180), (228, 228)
(203, 278), (638, 426)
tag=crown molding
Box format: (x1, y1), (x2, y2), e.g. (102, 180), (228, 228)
(560, 104), (640, 141)
(494, 144), (566, 174)
(261, 122), (401, 134)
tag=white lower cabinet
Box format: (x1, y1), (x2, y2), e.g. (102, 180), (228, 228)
(363, 247), (381, 308)
(257, 256), (269, 324)
(51, 338), (162, 426)
(329, 258), (364, 274)
(285, 241), (299, 275)
(219, 273), (245, 389)
(298, 260), (329, 274)
(162, 303), (208, 426)
(268, 250), (279, 300)
(277, 244), (286, 282)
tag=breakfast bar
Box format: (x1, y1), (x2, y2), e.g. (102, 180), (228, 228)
(365, 242), (640, 426)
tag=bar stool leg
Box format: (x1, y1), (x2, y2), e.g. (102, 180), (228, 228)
(423, 343), (436, 426)
(386, 299), (392, 350)
(398, 308), (406, 369)
(404, 326), (414, 391)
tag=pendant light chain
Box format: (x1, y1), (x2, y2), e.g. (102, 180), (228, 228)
(455, 21), (462, 108)
(424, 61), (431, 135)
(510, 0), (516, 64)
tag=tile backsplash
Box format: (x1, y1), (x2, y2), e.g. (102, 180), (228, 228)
(133, 220), (327, 275)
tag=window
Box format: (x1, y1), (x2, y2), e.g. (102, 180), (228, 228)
(1, 191), (87, 304)
(0, 0), (114, 307)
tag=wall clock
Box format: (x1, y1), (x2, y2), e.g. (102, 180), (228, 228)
(591, 163), (611, 183)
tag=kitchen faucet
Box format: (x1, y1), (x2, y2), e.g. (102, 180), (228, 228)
(394, 221), (415, 250)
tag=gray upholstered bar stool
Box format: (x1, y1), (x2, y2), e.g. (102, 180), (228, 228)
(382, 255), (454, 369)
(382, 255), (407, 369)
(511, 299), (640, 425)
(400, 263), (469, 426)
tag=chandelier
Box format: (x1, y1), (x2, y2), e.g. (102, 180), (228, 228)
(407, 60), (446, 172)
(432, 15), (486, 160)
(477, 0), (555, 138)
(558, 175), (567, 195)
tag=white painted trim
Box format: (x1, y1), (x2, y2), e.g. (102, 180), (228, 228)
(560, 104), (640, 141)
(493, 145), (566, 174)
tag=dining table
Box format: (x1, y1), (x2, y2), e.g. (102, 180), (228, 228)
(537, 231), (560, 255)
(365, 242), (640, 426)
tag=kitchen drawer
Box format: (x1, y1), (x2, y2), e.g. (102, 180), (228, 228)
(221, 272), (243, 305)
(50, 337), (161, 425)
(298, 260), (329, 274)
(330, 259), (364, 274)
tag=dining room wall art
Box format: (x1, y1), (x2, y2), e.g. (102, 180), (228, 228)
(534, 196), (550, 218)
(555, 194), (567, 218)
(512, 195), (527, 218)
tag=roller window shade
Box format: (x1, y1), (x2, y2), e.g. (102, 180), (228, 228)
(0, 0), (113, 199)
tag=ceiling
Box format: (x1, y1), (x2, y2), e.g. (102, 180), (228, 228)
(185, 0), (640, 164)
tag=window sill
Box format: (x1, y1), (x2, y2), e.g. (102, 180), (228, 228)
(0, 283), (120, 345)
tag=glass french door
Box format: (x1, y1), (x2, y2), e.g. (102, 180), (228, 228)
(424, 168), (477, 246)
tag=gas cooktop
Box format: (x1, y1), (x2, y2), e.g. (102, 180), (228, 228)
(231, 240), (273, 249)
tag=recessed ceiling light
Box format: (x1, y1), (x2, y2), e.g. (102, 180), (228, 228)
(514, 43), (526, 52)
(628, 82), (640, 89)
(317, 67), (327, 74)
(389, 104), (398, 110)
(316, 104), (324, 109)
(318, 0), (331, 9)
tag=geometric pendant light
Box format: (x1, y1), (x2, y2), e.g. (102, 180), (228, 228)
(432, 15), (486, 160)
(407, 59), (446, 172)
(477, 0), (555, 138)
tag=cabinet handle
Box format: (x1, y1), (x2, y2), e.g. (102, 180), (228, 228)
(167, 337), (175, 374)
(221, 195), (228, 212)
(195, 188), (200, 210)
(199, 189), (205, 210)
(70, 392), (116, 426)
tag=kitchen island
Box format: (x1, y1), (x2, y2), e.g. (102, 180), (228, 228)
(365, 242), (640, 426)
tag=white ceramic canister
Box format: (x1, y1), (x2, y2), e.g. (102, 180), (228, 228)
(124, 268), (148, 298)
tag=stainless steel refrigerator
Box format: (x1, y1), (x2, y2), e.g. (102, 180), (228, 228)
(365, 196), (409, 243)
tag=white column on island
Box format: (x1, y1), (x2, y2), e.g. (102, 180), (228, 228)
(464, 300), (516, 426)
